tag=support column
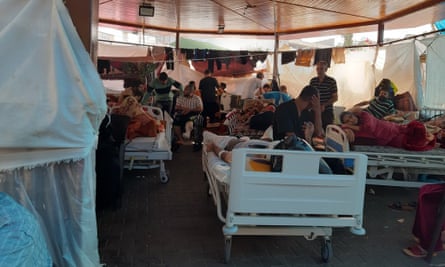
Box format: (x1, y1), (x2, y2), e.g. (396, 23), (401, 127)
(65, 0), (98, 63)
(377, 22), (384, 46)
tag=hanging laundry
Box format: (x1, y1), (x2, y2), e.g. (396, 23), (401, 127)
(250, 52), (268, 63)
(193, 49), (207, 61)
(240, 50), (249, 64)
(152, 46), (165, 59)
(295, 49), (314, 66)
(165, 47), (174, 70)
(281, 51), (296, 65)
(332, 47), (345, 64)
(181, 48), (194, 60)
(313, 48), (332, 67)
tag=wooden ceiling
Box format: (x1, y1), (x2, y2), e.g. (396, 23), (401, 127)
(99, 0), (445, 37)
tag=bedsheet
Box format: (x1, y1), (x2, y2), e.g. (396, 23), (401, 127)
(325, 124), (445, 187)
(123, 107), (173, 183)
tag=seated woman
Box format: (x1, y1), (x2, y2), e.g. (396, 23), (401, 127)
(340, 108), (436, 151)
(112, 96), (162, 140)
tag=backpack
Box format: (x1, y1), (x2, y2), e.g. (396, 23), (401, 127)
(270, 135), (333, 174)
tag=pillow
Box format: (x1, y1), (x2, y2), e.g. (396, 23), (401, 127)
(394, 92), (417, 111)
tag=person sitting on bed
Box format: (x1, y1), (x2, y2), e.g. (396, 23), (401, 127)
(353, 87), (396, 119)
(113, 96), (161, 140)
(272, 85), (323, 142)
(340, 108), (436, 151)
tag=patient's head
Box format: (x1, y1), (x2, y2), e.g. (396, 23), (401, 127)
(116, 96), (140, 117)
(340, 111), (359, 125)
(377, 88), (391, 101)
(122, 86), (143, 102)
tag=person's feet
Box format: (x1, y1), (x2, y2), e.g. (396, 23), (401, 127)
(403, 245), (427, 258)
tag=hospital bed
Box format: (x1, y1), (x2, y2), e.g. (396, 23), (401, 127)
(202, 134), (368, 263)
(124, 106), (173, 184)
(325, 124), (445, 188)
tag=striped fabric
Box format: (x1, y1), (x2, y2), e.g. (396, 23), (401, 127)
(309, 75), (337, 112)
(175, 95), (203, 110)
(365, 98), (395, 119)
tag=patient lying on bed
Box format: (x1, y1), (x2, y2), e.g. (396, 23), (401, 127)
(112, 96), (163, 140)
(340, 109), (436, 151)
(204, 131), (334, 174)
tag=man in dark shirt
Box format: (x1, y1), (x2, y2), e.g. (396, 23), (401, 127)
(199, 69), (220, 125)
(309, 61), (338, 129)
(273, 85), (322, 142)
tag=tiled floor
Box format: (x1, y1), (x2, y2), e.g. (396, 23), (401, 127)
(97, 144), (444, 267)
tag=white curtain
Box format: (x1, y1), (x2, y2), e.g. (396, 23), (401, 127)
(423, 36), (445, 108)
(375, 41), (419, 103)
(0, 147), (100, 267)
(0, 0), (107, 148)
(0, 0), (106, 266)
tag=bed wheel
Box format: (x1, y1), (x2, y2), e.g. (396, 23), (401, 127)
(160, 174), (169, 184)
(224, 237), (232, 263)
(321, 238), (332, 263)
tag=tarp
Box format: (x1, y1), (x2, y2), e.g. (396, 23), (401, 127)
(0, 0), (107, 148)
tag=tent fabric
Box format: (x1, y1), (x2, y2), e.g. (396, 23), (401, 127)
(0, 192), (52, 267)
(0, 148), (100, 267)
(0, 0), (105, 266)
(0, 0), (107, 148)
(424, 36), (445, 109)
(166, 37), (444, 111)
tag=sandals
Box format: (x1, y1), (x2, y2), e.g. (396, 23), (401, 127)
(403, 245), (427, 258)
(387, 201), (415, 211)
(403, 244), (439, 258)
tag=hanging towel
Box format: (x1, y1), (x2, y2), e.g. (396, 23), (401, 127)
(332, 47), (345, 64)
(295, 49), (314, 66)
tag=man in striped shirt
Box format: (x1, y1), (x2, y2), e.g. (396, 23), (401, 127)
(173, 84), (203, 145)
(309, 61), (338, 130)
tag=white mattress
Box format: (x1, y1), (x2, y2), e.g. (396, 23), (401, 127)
(125, 132), (170, 151)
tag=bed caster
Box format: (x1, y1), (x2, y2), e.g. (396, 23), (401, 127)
(224, 237), (232, 263)
(160, 174), (169, 184)
(320, 238), (332, 263)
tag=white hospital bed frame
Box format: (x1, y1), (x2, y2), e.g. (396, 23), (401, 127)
(124, 106), (173, 183)
(203, 147), (368, 263)
(325, 124), (445, 188)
